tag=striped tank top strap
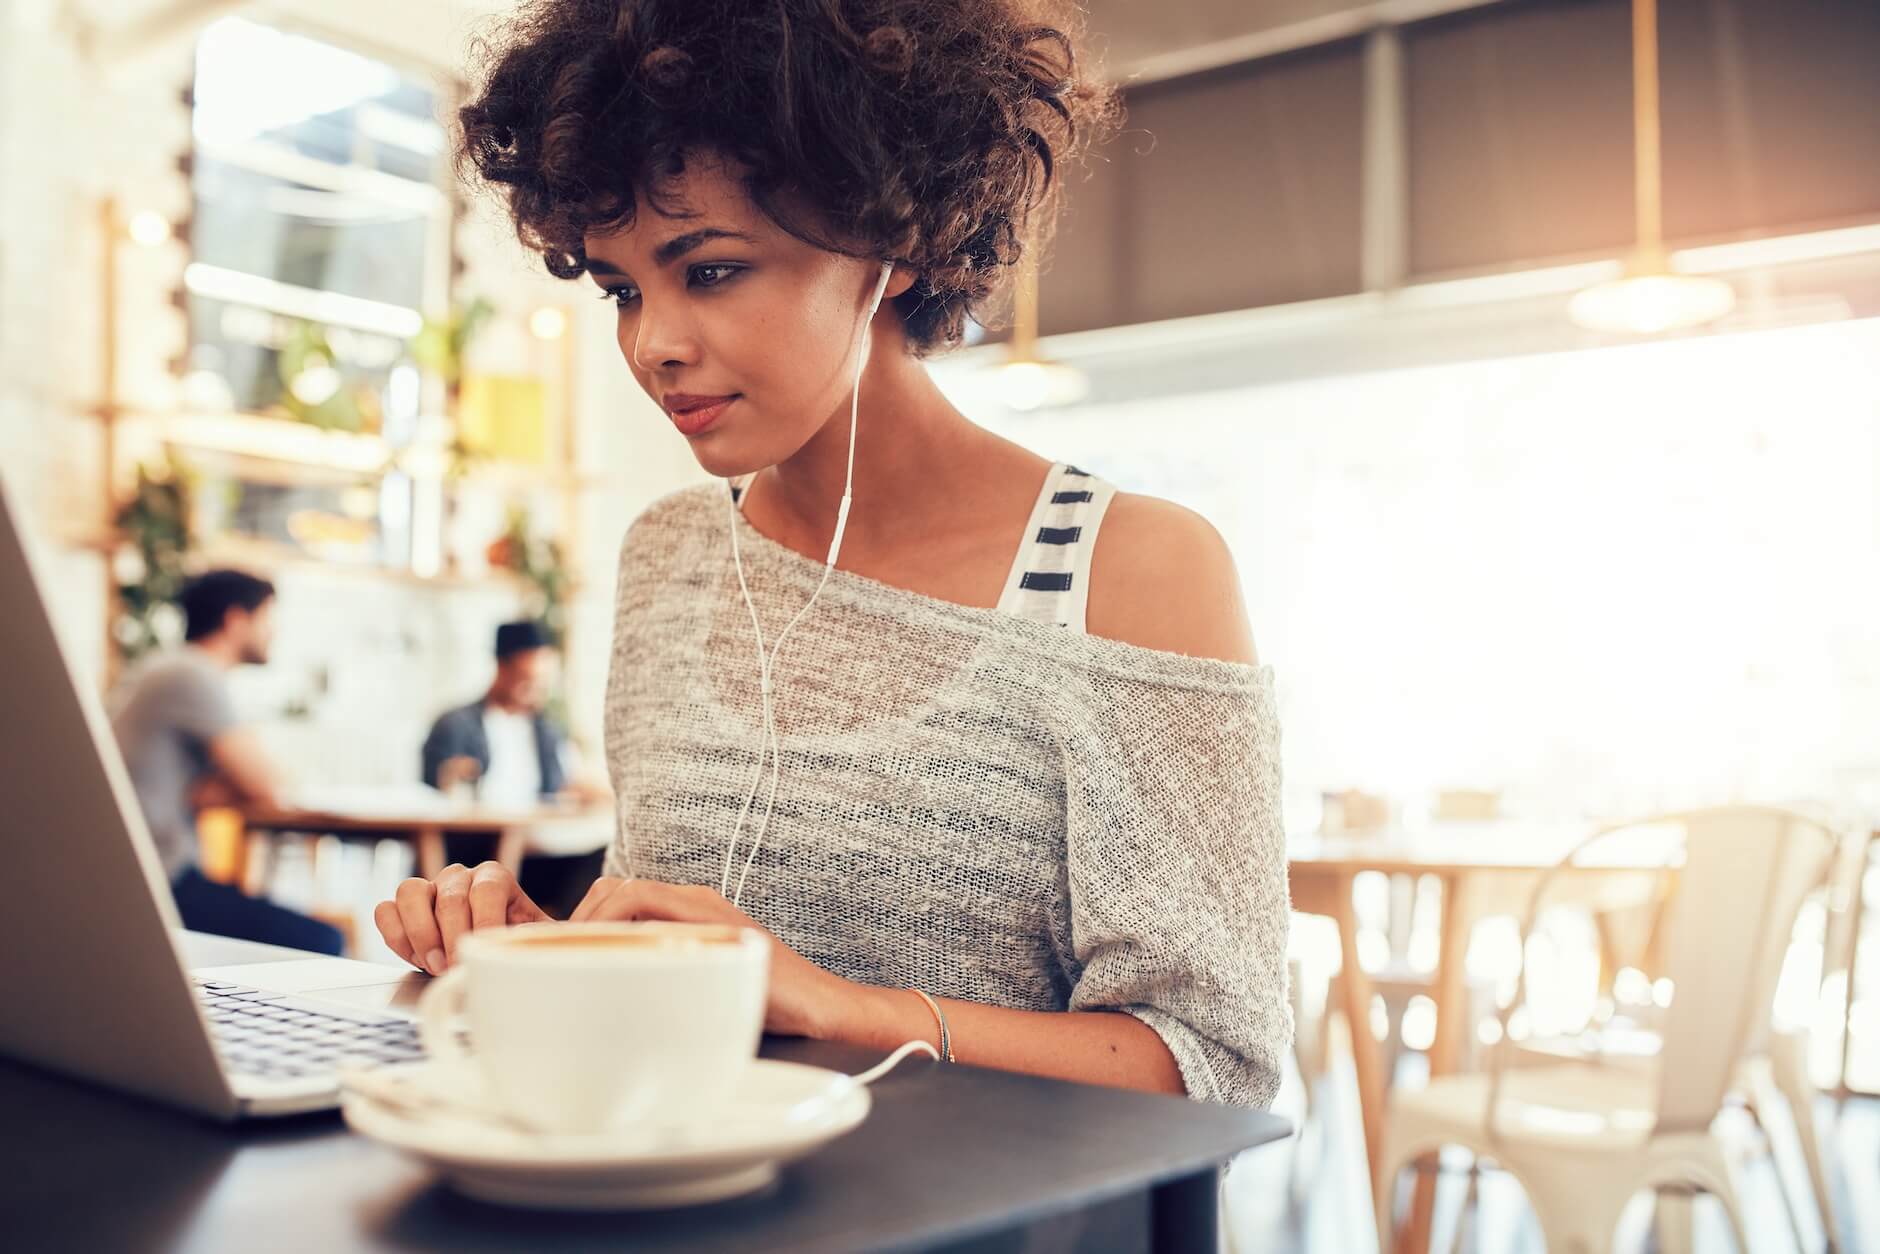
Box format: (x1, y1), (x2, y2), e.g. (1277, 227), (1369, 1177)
(994, 463), (1117, 632)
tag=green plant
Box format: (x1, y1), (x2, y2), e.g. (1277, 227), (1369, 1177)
(412, 296), (496, 478)
(276, 319), (381, 432)
(412, 296), (494, 392)
(113, 459), (195, 661)
(490, 506), (572, 646)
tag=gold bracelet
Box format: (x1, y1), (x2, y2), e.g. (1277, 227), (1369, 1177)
(909, 987), (953, 1062)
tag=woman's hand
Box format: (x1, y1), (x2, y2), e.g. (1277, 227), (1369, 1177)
(434, 756), (482, 792)
(188, 772), (243, 811)
(373, 861), (551, 976)
(569, 877), (856, 1039)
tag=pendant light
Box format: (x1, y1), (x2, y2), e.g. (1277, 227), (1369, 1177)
(1568, 0), (1736, 334)
(994, 240), (1089, 411)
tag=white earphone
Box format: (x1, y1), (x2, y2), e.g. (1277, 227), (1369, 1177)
(719, 261), (895, 906)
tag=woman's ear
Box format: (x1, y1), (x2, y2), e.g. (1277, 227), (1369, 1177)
(883, 265), (919, 301)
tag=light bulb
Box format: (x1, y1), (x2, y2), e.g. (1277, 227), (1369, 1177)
(995, 358), (1089, 411)
(288, 362), (342, 406)
(1568, 272), (1736, 335)
(127, 210), (172, 247)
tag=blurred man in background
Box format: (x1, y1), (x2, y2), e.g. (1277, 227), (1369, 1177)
(420, 620), (607, 916)
(421, 619), (567, 805)
(110, 569), (343, 954)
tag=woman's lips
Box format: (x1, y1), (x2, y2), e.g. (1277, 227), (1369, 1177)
(665, 394), (738, 437)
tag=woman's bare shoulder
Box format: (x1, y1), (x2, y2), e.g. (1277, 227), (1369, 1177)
(1084, 492), (1259, 665)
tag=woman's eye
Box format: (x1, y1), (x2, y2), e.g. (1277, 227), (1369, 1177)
(691, 264), (740, 288)
(597, 286), (639, 309)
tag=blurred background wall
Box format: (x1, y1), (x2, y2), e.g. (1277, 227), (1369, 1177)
(3, 0), (1878, 827)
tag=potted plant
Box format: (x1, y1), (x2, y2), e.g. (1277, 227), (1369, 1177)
(113, 457), (195, 662)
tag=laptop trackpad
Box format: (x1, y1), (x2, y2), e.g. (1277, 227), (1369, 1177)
(192, 958), (429, 1013)
(301, 978), (429, 1013)
(192, 957), (426, 1003)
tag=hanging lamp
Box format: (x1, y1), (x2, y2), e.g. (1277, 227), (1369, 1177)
(1568, 0), (1736, 334)
(994, 241), (1089, 410)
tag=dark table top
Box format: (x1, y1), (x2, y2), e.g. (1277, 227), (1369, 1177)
(1, 934), (1288, 1253)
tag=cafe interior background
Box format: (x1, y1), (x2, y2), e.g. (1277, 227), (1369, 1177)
(3, 0), (1879, 1250)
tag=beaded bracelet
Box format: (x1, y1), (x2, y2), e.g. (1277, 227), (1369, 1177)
(909, 987), (954, 1062)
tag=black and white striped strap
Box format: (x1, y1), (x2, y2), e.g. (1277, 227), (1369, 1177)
(995, 463), (1116, 632)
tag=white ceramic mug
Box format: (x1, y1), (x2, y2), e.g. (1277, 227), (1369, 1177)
(417, 920), (769, 1135)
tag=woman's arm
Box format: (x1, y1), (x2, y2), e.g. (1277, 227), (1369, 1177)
(559, 879), (1189, 1093)
(820, 983), (1188, 1096)
(379, 869), (1174, 1095)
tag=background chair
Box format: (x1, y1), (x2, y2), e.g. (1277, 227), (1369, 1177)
(1376, 806), (1839, 1254)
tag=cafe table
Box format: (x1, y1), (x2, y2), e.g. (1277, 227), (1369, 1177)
(0, 934), (1289, 1253)
(1288, 821), (1672, 1254)
(241, 791), (612, 879)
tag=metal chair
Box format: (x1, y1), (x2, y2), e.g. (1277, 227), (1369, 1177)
(1376, 807), (1839, 1254)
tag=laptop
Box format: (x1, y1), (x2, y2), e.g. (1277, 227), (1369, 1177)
(0, 478), (427, 1119)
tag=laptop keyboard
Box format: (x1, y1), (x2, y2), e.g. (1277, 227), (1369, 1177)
(194, 979), (424, 1080)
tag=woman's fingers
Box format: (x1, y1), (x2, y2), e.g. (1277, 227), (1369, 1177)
(567, 876), (626, 923)
(469, 862), (521, 930)
(411, 871), (724, 941)
(372, 900), (416, 968)
(433, 864), (476, 963)
(508, 889), (553, 925)
(393, 876), (447, 975)
(569, 877), (708, 924)
(374, 864), (541, 976)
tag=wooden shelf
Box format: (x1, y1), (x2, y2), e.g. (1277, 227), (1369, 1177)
(455, 460), (568, 492)
(120, 410), (394, 475)
(47, 526), (538, 597)
(195, 536), (536, 594)
(116, 411), (579, 496)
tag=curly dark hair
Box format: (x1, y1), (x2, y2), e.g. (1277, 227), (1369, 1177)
(457, 0), (1119, 355)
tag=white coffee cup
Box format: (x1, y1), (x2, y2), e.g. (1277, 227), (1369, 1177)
(417, 920), (770, 1135)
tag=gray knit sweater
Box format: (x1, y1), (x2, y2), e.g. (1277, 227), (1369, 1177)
(602, 484), (1292, 1107)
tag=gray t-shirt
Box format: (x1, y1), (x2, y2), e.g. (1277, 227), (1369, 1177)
(109, 649), (237, 879)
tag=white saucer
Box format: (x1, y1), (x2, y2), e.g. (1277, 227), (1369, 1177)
(340, 1059), (871, 1210)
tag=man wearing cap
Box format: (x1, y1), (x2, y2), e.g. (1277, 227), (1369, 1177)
(420, 620), (568, 807)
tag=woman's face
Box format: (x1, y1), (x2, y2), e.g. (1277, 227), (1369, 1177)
(583, 160), (902, 478)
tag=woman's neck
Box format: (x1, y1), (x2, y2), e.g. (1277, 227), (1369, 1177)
(749, 353), (990, 561)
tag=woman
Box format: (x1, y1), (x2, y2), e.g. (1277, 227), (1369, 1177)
(377, 0), (1290, 1107)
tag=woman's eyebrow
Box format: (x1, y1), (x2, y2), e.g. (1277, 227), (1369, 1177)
(586, 227), (759, 280)
(652, 227), (759, 266)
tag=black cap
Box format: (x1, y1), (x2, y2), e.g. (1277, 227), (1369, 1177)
(494, 619), (550, 659)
